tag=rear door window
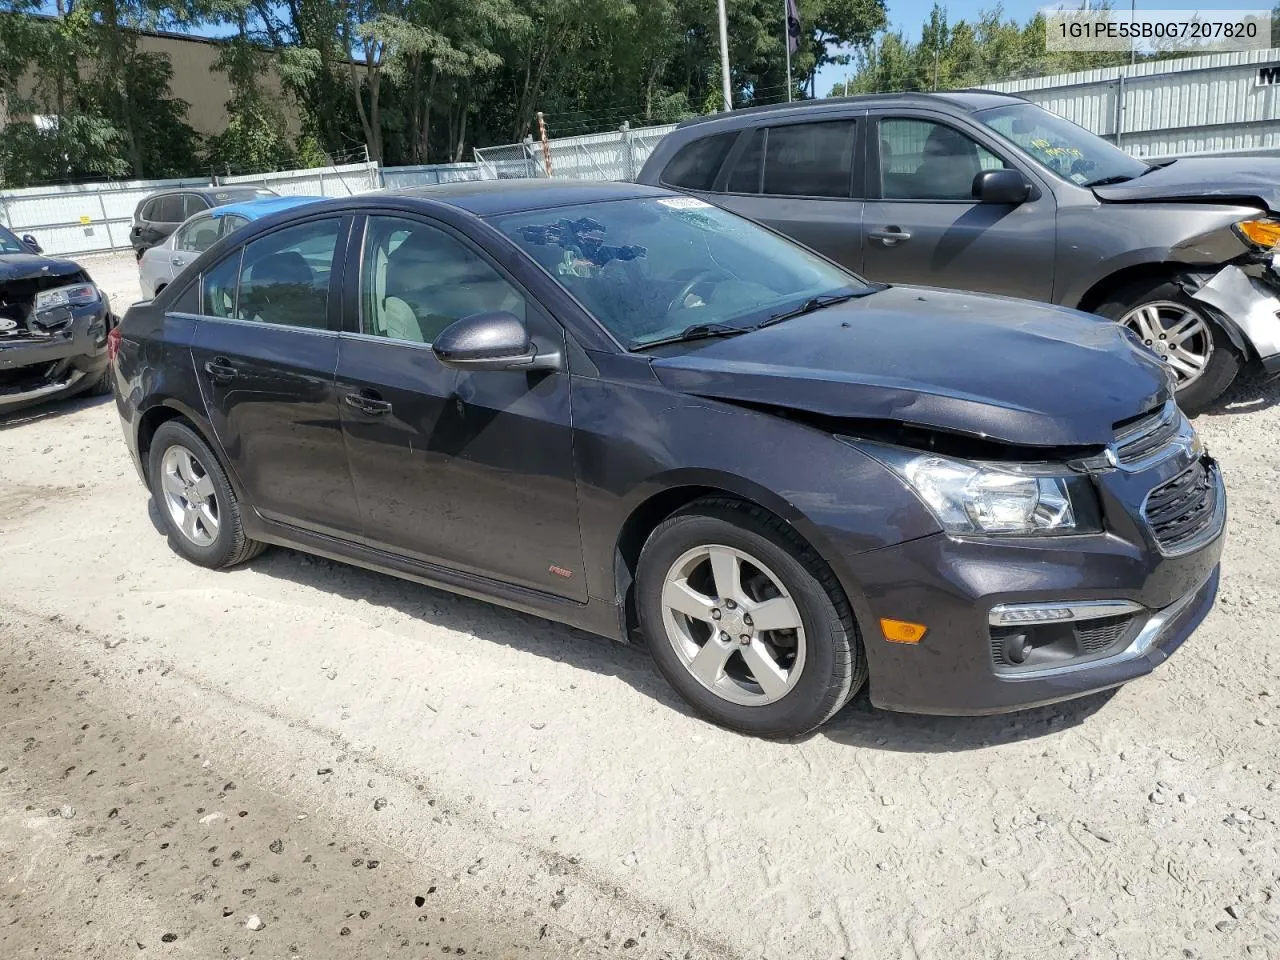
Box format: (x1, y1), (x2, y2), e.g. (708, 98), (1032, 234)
(156, 194), (186, 223)
(660, 133), (738, 190)
(725, 129), (764, 194)
(202, 249), (242, 318)
(183, 194), (210, 218)
(235, 218), (342, 330)
(761, 121), (857, 198)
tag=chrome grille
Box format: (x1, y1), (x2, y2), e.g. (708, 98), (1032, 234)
(1113, 401), (1182, 468)
(1143, 459), (1219, 554)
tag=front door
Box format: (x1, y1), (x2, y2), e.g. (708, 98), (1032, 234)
(335, 214), (585, 600)
(189, 215), (361, 537)
(861, 114), (1056, 300)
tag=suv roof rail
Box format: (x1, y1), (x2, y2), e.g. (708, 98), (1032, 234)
(676, 89), (1023, 128)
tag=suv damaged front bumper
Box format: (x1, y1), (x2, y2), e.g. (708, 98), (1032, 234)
(1187, 260), (1280, 373)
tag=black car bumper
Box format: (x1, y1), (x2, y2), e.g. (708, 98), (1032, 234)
(842, 460), (1225, 715)
(0, 302), (110, 411)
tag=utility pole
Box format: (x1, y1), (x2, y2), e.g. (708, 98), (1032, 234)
(536, 112), (553, 177)
(1130, 0), (1137, 66)
(717, 0), (733, 111)
(783, 0), (793, 102)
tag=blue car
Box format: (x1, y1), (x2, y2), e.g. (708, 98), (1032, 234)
(138, 195), (324, 300)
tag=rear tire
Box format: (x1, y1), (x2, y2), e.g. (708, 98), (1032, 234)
(636, 497), (866, 738)
(148, 420), (265, 569)
(1095, 279), (1241, 415)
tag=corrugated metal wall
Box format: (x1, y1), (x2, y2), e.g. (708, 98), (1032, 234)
(987, 49), (1280, 158)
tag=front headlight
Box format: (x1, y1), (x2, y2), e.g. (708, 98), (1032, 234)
(34, 282), (101, 313)
(844, 440), (1102, 537)
(1233, 218), (1280, 249)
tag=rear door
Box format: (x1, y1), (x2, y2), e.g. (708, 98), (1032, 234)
(334, 213), (585, 600)
(133, 195), (182, 250)
(188, 215), (362, 537)
(861, 111), (1056, 299)
(704, 116), (864, 272)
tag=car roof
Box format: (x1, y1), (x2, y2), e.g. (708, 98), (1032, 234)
(675, 90), (1026, 129)
(389, 179), (673, 217)
(211, 195), (326, 219)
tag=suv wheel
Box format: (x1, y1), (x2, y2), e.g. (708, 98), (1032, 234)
(636, 497), (866, 738)
(1097, 280), (1241, 414)
(148, 420), (265, 569)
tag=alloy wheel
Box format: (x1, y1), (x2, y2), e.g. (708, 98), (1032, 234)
(159, 444), (220, 547)
(1119, 301), (1214, 387)
(660, 544), (806, 706)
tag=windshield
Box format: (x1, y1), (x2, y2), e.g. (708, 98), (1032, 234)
(491, 197), (864, 348)
(976, 103), (1148, 187)
(0, 225), (27, 254)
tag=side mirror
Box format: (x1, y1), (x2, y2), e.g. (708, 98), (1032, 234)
(21, 234), (43, 254)
(972, 169), (1031, 205)
(432, 311), (561, 372)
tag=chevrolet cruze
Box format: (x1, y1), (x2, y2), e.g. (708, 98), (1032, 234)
(110, 181), (1225, 737)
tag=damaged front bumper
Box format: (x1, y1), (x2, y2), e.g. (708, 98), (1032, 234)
(0, 301), (112, 411)
(1188, 260), (1280, 373)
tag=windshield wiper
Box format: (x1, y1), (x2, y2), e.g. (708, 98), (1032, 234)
(757, 287), (880, 329)
(632, 322), (749, 351)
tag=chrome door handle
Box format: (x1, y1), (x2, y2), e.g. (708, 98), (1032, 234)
(203, 358), (237, 382)
(344, 391), (392, 416)
(869, 227), (912, 246)
(171, 256), (185, 265)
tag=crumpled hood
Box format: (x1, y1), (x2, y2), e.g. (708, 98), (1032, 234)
(1093, 157), (1280, 212)
(0, 253), (85, 285)
(650, 286), (1170, 448)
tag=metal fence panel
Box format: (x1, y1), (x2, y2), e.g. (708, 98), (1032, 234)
(217, 161), (381, 197)
(0, 176), (208, 257)
(379, 163), (486, 191)
(989, 48), (1280, 157)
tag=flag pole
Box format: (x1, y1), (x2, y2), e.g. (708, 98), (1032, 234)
(783, 0), (793, 102)
(717, 0), (733, 111)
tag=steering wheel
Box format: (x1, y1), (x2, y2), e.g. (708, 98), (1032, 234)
(667, 270), (726, 314)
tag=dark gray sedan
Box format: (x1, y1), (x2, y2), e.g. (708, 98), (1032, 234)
(639, 92), (1280, 412)
(111, 181), (1223, 737)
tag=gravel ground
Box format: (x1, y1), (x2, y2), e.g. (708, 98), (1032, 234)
(2, 251), (1279, 959)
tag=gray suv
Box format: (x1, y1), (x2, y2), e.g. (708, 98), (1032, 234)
(130, 185), (275, 261)
(637, 91), (1280, 412)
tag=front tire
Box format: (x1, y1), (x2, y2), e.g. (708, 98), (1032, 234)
(147, 420), (265, 569)
(636, 497), (866, 738)
(1096, 280), (1241, 414)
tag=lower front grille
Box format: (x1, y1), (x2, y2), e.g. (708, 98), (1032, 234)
(1143, 458), (1220, 554)
(990, 612), (1139, 669)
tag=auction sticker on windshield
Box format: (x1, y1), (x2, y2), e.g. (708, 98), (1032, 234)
(657, 197), (713, 210)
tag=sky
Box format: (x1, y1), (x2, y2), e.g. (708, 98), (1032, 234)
(812, 0), (1270, 94)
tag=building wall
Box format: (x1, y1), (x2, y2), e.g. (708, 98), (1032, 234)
(10, 27), (307, 139)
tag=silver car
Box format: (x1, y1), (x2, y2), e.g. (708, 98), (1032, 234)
(638, 91), (1280, 412)
(138, 196), (326, 300)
